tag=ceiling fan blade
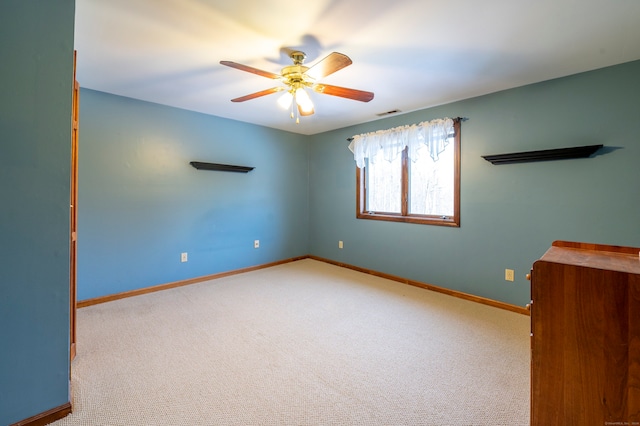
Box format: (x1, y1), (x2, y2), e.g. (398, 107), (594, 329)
(305, 52), (352, 80)
(312, 84), (374, 102)
(231, 87), (284, 102)
(220, 61), (281, 79)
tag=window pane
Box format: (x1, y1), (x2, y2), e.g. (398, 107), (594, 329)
(366, 156), (402, 213)
(409, 144), (454, 216)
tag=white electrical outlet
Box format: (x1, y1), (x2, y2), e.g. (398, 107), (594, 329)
(181, 252), (188, 263)
(339, 240), (344, 249)
(254, 240), (260, 249)
(505, 269), (514, 281)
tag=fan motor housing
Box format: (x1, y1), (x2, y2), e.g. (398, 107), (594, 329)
(281, 65), (310, 84)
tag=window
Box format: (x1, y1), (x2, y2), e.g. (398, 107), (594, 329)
(351, 118), (461, 227)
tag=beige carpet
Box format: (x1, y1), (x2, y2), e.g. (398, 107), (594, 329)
(53, 259), (530, 425)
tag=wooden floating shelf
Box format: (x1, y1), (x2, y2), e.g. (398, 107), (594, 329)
(482, 144), (603, 165)
(190, 161), (254, 173)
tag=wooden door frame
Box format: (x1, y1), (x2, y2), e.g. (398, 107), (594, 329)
(70, 50), (79, 362)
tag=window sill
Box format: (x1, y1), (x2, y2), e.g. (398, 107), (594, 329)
(356, 212), (460, 227)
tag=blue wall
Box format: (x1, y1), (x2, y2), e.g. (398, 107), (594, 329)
(79, 61), (640, 307)
(77, 89), (309, 300)
(308, 60), (640, 306)
(0, 1), (75, 424)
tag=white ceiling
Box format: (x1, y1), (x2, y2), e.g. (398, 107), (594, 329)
(74, 0), (640, 135)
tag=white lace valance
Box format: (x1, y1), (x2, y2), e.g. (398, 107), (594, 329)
(348, 117), (454, 168)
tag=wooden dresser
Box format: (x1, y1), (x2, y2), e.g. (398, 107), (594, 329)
(530, 241), (640, 425)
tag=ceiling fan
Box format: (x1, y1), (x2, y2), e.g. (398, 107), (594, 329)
(220, 51), (374, 123)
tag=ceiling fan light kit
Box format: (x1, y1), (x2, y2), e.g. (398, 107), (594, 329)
(294, 87), (313, 113)
(221, 51), (374, 123)
(277, 91), (293, 109)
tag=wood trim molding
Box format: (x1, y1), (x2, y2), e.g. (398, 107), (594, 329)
(77, 256), (308, 308)
(309, 255), (530, 316)
(78, 254), (529, 316)
(10, 402), (72, 426)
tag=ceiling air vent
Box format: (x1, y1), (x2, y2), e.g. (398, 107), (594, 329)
(376, 109), (401, 117)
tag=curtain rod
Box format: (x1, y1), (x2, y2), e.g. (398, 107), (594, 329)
(346, 117), (467, 141)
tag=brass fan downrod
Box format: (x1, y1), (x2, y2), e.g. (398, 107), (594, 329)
(289, 51), (306, 65)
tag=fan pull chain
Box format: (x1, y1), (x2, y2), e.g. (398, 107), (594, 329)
(290, 95), (300, 124)
(291, 95), (296, 120)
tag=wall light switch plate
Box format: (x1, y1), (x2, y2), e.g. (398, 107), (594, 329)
(254, 240), (259, 249)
